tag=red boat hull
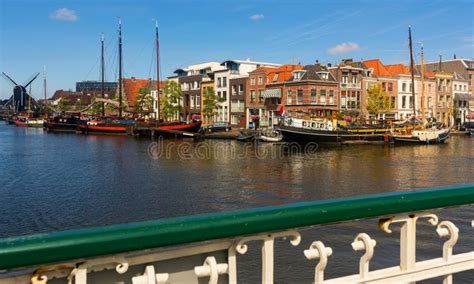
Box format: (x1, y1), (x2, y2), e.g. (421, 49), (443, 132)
(152, 121), (202, 132)
(79, 124), (128, 135)
(15, 121), (28, 127)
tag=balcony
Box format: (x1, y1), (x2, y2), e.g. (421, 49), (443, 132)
(0, 185), (472, 283)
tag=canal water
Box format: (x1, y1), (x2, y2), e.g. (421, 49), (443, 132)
(0, 123), (473, 282)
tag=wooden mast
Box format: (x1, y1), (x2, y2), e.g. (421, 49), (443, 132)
(420, 43), (425, 124)
(101, 33), (105, 117)
(28, 85), (31, 117)
(43, 66), (47, 119)
(155, 20), (160, 121)
(408, 26), (416, 119)
(118, 18), (123, 118)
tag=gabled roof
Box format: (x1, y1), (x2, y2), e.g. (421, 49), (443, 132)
(362, 59), (391, 76)
(285, 64), (337, 82)
(123, 78), (163, 107)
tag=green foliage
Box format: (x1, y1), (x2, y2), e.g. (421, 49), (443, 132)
(160, 81), (183, 121)
(57, 98), (71, 112)
(134, 87), (153, 112)
(366, 84), (390, 115)
(201, 87), (223, 119)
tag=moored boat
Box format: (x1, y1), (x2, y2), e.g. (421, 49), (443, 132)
(45, 114), (81, 132)
(237, 129), (257, 142)
(258, 128), (283, 142)
(278, 118), (389, 144)
(14, 116), (28, 127)
(79, 117), (134, 135)
(390, 127), (450, 144)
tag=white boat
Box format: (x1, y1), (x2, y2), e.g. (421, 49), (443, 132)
(258, 128), (283, 142)
(391, 127), (450, 144)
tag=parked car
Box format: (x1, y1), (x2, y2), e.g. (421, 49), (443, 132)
(208, 121), (231, 132)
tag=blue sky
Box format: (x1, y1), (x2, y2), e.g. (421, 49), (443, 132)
(1, 0), (473, 100)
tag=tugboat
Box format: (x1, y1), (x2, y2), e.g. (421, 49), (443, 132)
(278, 117), (389, 144)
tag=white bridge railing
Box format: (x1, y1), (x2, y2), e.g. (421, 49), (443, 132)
(0, 185), (473, 283)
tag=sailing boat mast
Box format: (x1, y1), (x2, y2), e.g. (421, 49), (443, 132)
(155, 20), (160, 121)
(408, 26), (416, 118)
(420, 42), (425, 124)
(118, 18), (123, 118)
(43, 66), (47, 118)
(28, 85), (31, 117)
(101, 33), (105, 117)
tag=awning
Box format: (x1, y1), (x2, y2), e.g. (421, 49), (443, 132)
(263, 88), (281, 99)
(454, 93), (470, 101)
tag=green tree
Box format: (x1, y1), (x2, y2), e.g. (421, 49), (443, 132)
(160, 80), (183, 121)
(57, 97), (71, 112)
(366, 85), (390, 116)
(134, 87), (153, 112)
(201, 87), (223, 123)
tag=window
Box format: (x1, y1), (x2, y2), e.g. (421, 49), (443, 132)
(222, 91), (227, 101)
(258, 76), (263, 85)
(409, 96), (413, 109)
(250, 77), (256, 85)
(239, 84), (244, 94)
(232, 85), (237, 95)
(428, 97), (432, 108)
(390, 97), (395, 109)
(454, 84), (457, 91)
(311, 89), (317, 104)
(329, 90), (334, 104)
(382, 82), (386, 90)
(320, 89), (326, 103)
(258, 90), (263, 103)
(297, 89), (303, 104)
(196, 95), (201, 108)
(402, 83), (406, 92)
(223, 77), (227, 87)
(352, 76), (357, 84)
(428, 84), (431, 92)
(217, 78), (222, 88)
(250, 90), (255, 103)
(217, 91), (221, 99)
(342, 76), (348, 84)
(287, 90), (292, 105)
(273, 73), (279, 82)
(402, 96), (406, 109)
(409, 83), (413, 92)
(388, 82), (393, 92)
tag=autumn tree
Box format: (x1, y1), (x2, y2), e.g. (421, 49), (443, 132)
(366, 84), (390, 116)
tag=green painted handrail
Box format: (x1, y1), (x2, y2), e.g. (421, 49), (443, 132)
(0, 184), (473, 269)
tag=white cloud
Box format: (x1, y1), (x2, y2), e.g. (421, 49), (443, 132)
(49, 8), (78, 21)
(250, 14), (264, 21)
(328, 42), (360, 55)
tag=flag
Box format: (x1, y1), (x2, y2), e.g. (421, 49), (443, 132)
(278, 104), (285, 117)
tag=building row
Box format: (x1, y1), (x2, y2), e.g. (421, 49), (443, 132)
(57, 57), (474, 127)
(163, 58), (473, 127)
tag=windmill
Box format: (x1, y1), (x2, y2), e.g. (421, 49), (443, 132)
(1, 72), (41, 113)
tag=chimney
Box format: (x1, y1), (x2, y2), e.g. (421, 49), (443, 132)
(454, 54), (457, 59)
(328, 63), (332, 67)
(315, 59), (319, 65)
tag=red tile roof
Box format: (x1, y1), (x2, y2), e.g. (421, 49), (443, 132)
(362, 59), (390, 76)
(385, 64), (410, 76)
(122, 78), (163, 107)
(267, 64), (303, 82)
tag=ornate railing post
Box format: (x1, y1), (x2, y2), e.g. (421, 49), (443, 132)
(194, 256), (228, 284)
(235, 230), (301, 284)
(351, 233), (376, 279)
(436, 221), (459, 284)
(304, 241), (332, 284)
(132, 265), (169, 284)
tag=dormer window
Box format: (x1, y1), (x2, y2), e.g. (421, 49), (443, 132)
(293, 71), (305, 80)
(273, 73), (279, 82)
(317, 72), (329, 80)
